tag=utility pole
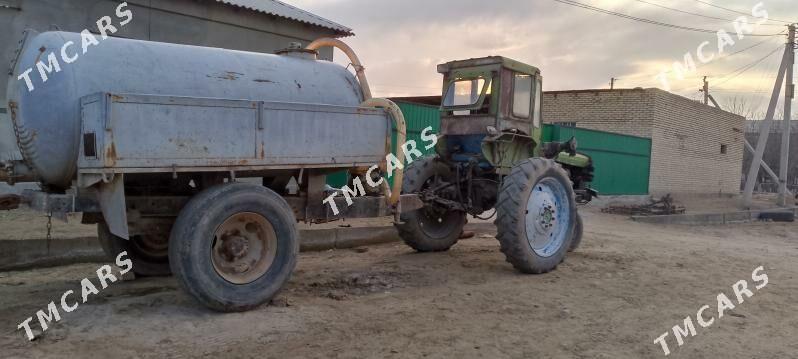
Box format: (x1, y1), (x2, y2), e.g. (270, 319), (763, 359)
(777, 24), (795, 206)
(708, 89), (792, 198)
(610, 78), (616, 90)
(743, 25), (793, 208)
(702, 76), (709, 105)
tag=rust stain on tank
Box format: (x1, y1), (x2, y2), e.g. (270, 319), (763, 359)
(208, 71), (244, 81)
(105, 142), (118, 166)
(34, 47), (46, 63)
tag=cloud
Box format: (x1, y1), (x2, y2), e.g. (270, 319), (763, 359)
(292, 0), (797, 114)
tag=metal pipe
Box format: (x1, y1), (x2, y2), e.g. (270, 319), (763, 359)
(306, 38), (373, 100)
(361, 98), (407, 206)
(308, 39), (407, 206)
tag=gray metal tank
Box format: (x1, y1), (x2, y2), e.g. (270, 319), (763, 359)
(5, 31), (364, 188)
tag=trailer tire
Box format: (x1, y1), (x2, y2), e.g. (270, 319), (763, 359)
(169, 183), (299, 312)
(495, 159), (576, 274)
(97, 222), (172, 277)
(568, 212), (583, 252)
(396, 156), (466, 252)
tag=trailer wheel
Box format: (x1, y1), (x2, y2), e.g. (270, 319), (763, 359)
(568, 212), (583, 252)
(495, 159), (576, 274)
(169, 183), (299, 312)
(97, 222), (172, 277)
(396, 156), (466, 252)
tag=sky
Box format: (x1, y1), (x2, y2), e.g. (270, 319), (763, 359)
(289, 0), (798, 118)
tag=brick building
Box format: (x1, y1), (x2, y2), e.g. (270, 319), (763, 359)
(543, 88), (745, 195)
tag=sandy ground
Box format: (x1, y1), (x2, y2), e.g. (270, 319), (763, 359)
(0, 204), (796, 358)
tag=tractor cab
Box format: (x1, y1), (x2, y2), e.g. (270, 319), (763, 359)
(436, 57), (547, 174)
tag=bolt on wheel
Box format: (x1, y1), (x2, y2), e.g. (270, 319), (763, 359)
(212, 212), (278, 285)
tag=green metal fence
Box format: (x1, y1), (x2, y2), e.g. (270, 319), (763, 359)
(542, 125), (651, 195)
(326, 101), (441, 188)
(328, 102), (652, 196)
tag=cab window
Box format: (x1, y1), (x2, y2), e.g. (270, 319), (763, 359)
(444, 78), (487, 107)
(512, 74), (532, 118)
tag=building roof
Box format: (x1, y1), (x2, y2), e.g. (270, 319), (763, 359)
(215, 0), (353, 36)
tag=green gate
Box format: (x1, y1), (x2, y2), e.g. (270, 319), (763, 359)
(543, 125), (651, 195)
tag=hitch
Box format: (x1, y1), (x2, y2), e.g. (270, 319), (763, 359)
(0, 194), (22, 210)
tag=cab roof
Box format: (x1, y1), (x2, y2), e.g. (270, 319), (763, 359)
(437, 56), (541, 76)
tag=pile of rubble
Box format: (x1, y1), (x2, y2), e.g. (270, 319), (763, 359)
(602, 194), (686, 216)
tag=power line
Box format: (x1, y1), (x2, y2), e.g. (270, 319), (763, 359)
(549, 0), (784, 36)
(714, 44), (784, 87)
(691, 0), (796, 24)
(633, 0), (783, 26)
(617, 35), (782, 82)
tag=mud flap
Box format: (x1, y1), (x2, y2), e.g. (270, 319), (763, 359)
(97, 174), (129, 239)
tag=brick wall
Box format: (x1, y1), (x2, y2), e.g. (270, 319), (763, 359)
(543, 89), (655, 138)
(542, 88), (745, 195)
(649, 89), (745, 195)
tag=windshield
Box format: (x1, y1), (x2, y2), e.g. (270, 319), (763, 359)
(443, 78), (490, 107)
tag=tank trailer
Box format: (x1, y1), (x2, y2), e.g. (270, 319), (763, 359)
(0, 32), (594, 311)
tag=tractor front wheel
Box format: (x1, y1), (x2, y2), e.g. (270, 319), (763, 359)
(395, 156), (466, 252)
(495, 159), (577, 274)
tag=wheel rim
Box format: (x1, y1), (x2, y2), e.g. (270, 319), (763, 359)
(524, 177), (571, 258)
(211, 212), (278, 285)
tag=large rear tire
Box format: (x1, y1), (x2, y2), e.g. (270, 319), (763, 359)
(97, 221), (172, 277)
(495, 159), (576, 274)
(395, 156), (466, 252)
(568, 212), (584, 252)
(169, 183), (299, 312)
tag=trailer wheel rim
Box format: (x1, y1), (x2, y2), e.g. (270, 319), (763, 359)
(524, 177), (571, 258)
(211, 212), (278, 285)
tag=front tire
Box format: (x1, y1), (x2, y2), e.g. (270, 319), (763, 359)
(395, 156), (466, 252)
(495, 159), (576, 274)
(169, 183), (299, 312)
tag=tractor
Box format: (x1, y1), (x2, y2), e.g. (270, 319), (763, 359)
(395, 56), (595, 273)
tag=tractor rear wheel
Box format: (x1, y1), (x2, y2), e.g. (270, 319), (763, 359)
(495, 159), (577, 274)
(568, 212), (584, 252)
(169, 183), (299, 312)
(395, 156), (466, 252)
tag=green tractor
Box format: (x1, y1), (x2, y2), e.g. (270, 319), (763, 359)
(396, 56), (596, 273)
